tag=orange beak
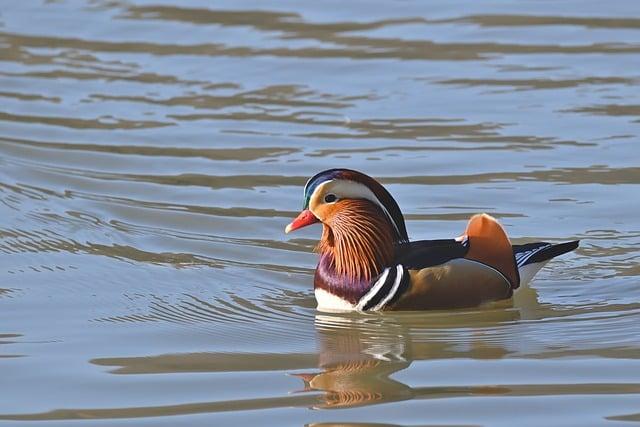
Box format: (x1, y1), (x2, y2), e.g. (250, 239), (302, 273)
(285, 209), (319, 234)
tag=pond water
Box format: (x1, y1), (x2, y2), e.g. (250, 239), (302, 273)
(1, 1), (640, 425)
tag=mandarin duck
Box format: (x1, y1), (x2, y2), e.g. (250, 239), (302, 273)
(285, 169), (579, 312)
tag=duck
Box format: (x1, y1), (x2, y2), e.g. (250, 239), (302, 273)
(285, 168), (579, 312)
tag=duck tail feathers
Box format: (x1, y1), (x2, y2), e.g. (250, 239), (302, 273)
(515, 240), (579, 268)
(514, 240), (579, 286)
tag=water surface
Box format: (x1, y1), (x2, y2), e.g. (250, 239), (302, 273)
(1, 0), (640, 425)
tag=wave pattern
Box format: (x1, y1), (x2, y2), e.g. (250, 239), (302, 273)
(0, 0), (639, 424)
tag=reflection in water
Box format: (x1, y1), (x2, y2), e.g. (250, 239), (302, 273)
(295, 305), (518, 409)
(7, 377), (638, 421)
(0, 333), (23, 359)
(295, 314), (413, 408)
(4, 287), (640, 421)
(608, 412), (640, 422)
(297, 287), (640, 409)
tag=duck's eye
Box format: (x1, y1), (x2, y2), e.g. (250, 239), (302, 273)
(324, 193), (337, 203)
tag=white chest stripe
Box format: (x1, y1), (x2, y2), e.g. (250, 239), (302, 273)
(315, 265), (408, 313)
(370, 265), (405, 311)
(355, 268), (390, 310)
(355, 264), (406, 312)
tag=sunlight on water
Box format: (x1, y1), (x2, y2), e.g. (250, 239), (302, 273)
(1, 0), (639, 425)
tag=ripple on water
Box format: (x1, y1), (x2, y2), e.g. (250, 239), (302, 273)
(94, 285), (317, 344)
(1, 0), (640, 424)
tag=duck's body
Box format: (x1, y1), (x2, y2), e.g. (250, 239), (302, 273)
(286, 169), (578, 312)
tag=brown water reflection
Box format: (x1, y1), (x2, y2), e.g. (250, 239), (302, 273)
(7, 291), (640, 420)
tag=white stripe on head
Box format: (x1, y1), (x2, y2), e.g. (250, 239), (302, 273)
(311, 179), (402, 238)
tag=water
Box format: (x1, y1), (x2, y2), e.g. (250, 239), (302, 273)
(1, 1), (639, 425)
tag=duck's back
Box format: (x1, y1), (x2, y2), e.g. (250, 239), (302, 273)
(381, 215), (579, 311)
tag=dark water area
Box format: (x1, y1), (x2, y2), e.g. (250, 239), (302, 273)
(1, 1), (639, 425)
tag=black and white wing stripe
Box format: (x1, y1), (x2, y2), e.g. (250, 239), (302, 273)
(513, 241), (578, 285)
(514, 243), (552, 268)
(355, 264), (410, 311)
(514, 241), (579, 267)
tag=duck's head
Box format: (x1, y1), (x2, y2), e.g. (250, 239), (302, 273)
(285, 169), (408, 241)
(285, 169), (408, 280)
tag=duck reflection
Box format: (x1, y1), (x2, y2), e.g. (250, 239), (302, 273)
(18, 285), (638, 422)
(294, 313), (413, 408)
(293, 289), (538, 409)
